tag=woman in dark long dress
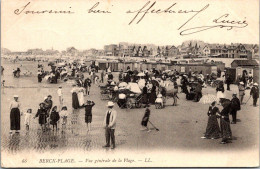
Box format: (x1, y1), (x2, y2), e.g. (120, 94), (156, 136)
(71, 85), (79, 109)
(219, 99), (232, 144)
(149, 85), (157, 104)
(201, 101), (221, 139)
(10, 95), (21, 134)
(34, 103), (48, 131)
(142, 84), (148, 105)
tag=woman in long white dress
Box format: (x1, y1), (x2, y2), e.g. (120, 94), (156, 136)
(77, 87), (85, 107)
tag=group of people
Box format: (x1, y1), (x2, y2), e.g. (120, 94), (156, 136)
(7, 63), (259, 150)
(201, 93), (240, 144)
(201, 80), (259, 144)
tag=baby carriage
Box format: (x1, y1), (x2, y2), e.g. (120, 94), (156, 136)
(125, 93), (143, 109)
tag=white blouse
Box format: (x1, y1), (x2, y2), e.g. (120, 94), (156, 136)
(10, 101), (20, 110)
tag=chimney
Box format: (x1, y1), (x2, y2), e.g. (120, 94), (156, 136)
(248, 51), (252, 60)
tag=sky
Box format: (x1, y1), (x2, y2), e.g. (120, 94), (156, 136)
(1, 0), (259, 52)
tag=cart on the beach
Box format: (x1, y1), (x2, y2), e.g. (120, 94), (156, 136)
(125, 93), (143, 109)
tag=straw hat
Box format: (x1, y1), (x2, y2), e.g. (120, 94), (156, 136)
(107, 101), (114, 107)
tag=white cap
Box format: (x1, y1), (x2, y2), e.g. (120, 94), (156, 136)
(240, 82), (244, 85)
(254, 83), (258, 86)
(157, 94), (162, 98)
(107, 101), (114, 107)
(13, 95), (19, 98)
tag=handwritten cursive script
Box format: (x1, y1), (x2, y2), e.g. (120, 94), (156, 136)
(126, 1), (248, 35)
(88, 2), (111, 13)
(126, 1), (209, 25)
(14, 2), (74, 15)
(179, 13), (248, 35)
(13, 1), (249, 36)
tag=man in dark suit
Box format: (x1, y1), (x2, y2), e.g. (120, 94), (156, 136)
(226, 74), (232, 91)
(84, 77), (92, 95)
(230, 93), (241, 124)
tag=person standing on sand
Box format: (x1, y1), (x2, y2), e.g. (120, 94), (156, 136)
(201, 101), (221, 139)
(250, 83), (259, 107)
(230, 93), (241, 124)
(71, 84), (80, 109)
(84, 100), (95, 132)
(57, 86), (63, 108)
(9, 95), (21, 134)
(238, 82), (245, 104)
(103, 101), (117, 149)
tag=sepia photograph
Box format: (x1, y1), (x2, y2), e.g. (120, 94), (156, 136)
(1, 0), (259, 167)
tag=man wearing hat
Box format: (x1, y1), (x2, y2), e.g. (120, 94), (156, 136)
(250, 83), (259, 107)
(230, 93), (241, 124)
(238, 82), (245, 104)
(103, 101), (117, 149)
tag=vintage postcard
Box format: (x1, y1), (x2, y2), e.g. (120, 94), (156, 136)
(1, 0), (259, 167)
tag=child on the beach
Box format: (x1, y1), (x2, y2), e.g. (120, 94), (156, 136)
(34, 103), (48, 132)
(140, 105), (151, 132)
(59, 106), (68, 131)
(24, 109), (32, 131)
(155, 93), (164, 109)
(50, 106), (60, 131)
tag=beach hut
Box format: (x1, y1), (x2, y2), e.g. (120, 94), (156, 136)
(118, 62), (124, 71)
(225, 68), (236, 83)
(97, 60), (107, 70)
(125, 62), (133, 71)
(253, 67), (259, 83)
(151, 63), (157, 69)
(108, 60), (119, 72)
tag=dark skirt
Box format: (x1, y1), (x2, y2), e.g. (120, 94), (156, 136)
(72, 92), (79, 109)
(39, 114), (47, 125)
(149, 91), (157, 104)
(10, 108), (20, 130)
(204, 115), (221, 138)
(85, 115), (92, 123)
(142, 94), (148, 104)
(220, 118), (232, 139)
